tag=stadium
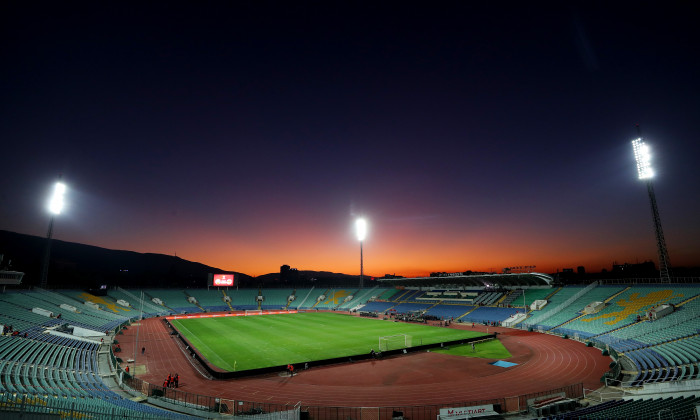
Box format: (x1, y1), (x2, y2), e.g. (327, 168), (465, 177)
(2, 3), (698, 418)
(3, 267), (700, 420)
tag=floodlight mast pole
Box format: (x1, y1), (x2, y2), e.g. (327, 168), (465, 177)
(356, 218), (367, 289)
(40, 177), (65, 289)
(645, 179), (672, 282)
(632, 130), (672, 283)
(360, 240), (364, 289)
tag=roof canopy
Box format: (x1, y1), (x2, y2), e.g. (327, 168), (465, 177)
(377, 272), (553, 288)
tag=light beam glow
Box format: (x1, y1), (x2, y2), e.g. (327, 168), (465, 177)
(49, 182), (66, 215)
(355, 218), (367, 242)
(632, 138), (654, 180)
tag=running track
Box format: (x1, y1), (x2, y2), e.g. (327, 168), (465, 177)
(117, 314), (610, 409)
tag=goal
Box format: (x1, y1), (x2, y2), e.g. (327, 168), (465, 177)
(245, 309), (263, 316)
(378, 334), (412, 351)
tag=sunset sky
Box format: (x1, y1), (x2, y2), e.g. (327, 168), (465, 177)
(2, 2), (699, 277)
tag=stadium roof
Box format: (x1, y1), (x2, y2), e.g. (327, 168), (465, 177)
(377, 272), (554, 288)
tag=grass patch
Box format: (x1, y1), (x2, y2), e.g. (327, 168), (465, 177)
(432, 338), (512, 359)
(172, 312), (487, 371)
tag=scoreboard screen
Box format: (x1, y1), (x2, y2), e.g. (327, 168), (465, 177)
(209, 273), (235, 287)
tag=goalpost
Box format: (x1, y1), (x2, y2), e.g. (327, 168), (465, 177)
(378, 334), (413, 351)
(245, 309), (263, 316)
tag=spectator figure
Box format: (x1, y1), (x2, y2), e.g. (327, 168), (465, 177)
(125, 365), (129, 373)
(175, 373), (179, 388)
(142, 347), (145, 355)
(471, 342), (476, 352)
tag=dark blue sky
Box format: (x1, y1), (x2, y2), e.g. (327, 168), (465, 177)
(2, 2), (699, 276)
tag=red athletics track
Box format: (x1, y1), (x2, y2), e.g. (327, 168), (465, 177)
(117, 313), (610, 411)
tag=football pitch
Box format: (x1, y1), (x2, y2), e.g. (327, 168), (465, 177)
(171, 312), (488, 372)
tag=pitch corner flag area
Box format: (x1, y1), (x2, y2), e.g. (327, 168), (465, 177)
(168, 311), (490, 374)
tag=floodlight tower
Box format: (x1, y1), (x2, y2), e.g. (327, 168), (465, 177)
(631, 136), (672, 282)
(355, 218), (367, 288)
(39, 178), (66, 288)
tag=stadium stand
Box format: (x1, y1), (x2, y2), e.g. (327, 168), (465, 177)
(425, 303), (475, 320)
(107, 287), (170, 316)
(461, 306), (525, 325)
(226, 288), (260, 310)
(142, 289), (202, 313)
(8, 281), (700, 419)
(0, 305), (197, 419)
(289, 288), (327, 309)
(260, 289), (291, 309)
(552, 395), (700, 420)
(376, 288), (401, 301)
(337, 286), (387, 310)
(187, 289), (229, 312)
(357, 300), (396, 313)
(0, 291), (125, 333)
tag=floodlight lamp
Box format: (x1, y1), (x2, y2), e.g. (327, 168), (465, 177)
(49, 182), (66, 215)
(632, 138), (654, 180)
(355, 218), (367, 241)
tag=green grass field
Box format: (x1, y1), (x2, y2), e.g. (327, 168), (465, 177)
(171, 312), (488, 372)
(432, 339), (512, 359)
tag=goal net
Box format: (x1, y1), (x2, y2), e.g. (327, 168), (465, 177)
(245, 309), (263, 316)
(378, 334), (412, 351)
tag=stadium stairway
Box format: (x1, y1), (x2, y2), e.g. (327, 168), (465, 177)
(285, 289), (296, 309)
(183, 291), (206, 312)
(310, 289), (330, 309)
(549, 313), (587, 332)
(392, 289), (412, 302)
(425, 300), (444, 311)
(455, 306), (479, 322)
(589, 318), (645, 340)
(293, 287), (314, 309)
(221, 289), (234, 311)
(603, 286), (632, 304)
(143, 290), (176, 313)
(494, 291), (510, 306)
(676, 292), (700, 308)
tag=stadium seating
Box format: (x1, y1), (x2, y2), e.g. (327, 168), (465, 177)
(142, 289), (202, 313)
(0, 291), (126, 333)
(260, 289), (291, 308)
(554, 395), (700, 420)
(289, 288), (327, 309)
(461, 306), (525, 324)
(337, 287), (389, 310)
(425, 303), (475, 320)
(524, 286), (586, 329)
(357, 301), (396, 313)
(107, 288), (170, 316)
(0, 291), (198, 418)
(315, 289), (354, 309)
(226, 288), (260, 309)
(187, 289), (229, 312)
(376, 288), (401, 301)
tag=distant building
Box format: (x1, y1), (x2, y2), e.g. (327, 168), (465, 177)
(611, 261), (657, 277)
(280, 265), (299, 284)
